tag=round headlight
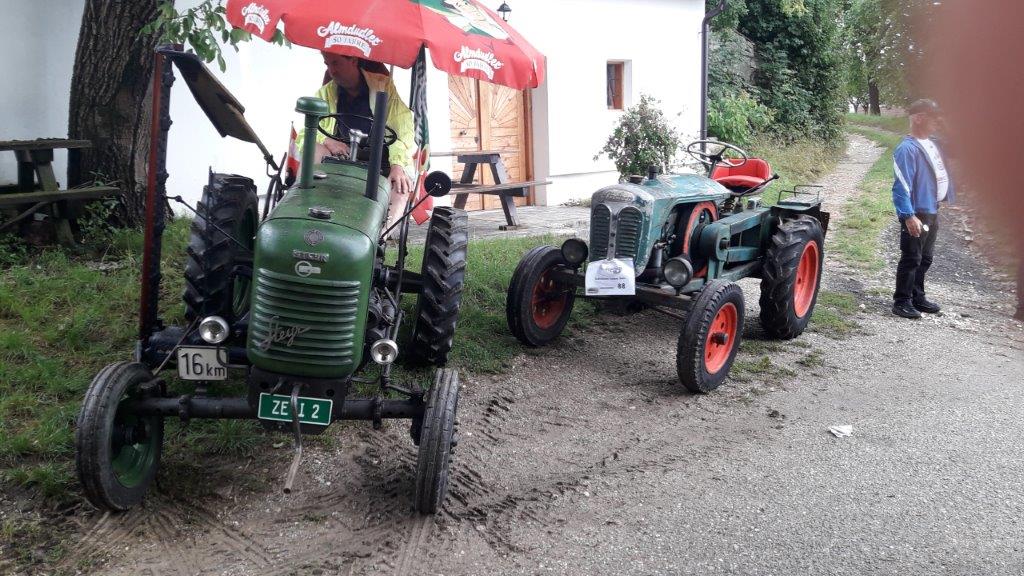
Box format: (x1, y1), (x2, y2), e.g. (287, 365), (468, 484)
(198, 316), (230, 344)
(370, 339), (399, 365)
(663, 256), (694, 288)
(561, 238), (589, 266)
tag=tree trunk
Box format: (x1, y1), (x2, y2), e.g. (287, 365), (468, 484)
(68, 0), (164, 226)
(868, 80), (881, 116)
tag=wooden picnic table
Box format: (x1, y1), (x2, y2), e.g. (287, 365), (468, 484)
(431, 149), (550, 230)
(0, 138), (120, 244)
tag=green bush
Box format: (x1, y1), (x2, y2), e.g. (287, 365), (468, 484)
(595, 94), (682, 180)
(708, 92), (774, 147)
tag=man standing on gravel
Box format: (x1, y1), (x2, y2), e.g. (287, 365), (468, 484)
(891, 99), (956, 319)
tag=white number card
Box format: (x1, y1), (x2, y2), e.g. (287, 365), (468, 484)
(585, 258), (636, 296)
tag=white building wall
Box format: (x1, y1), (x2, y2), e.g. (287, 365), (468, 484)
(1, 0), (705, 210)
(491, 0), (706, 205)
(0, 1), (86, 185)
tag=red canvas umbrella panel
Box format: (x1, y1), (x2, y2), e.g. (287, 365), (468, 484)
(226, 0), (545, 89)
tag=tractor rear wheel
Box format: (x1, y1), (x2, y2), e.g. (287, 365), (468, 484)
(183, 173), (258, 324)
(677, 280), (745, 393)
(414, 368), (460, 514)
(409, 206), (469, 366)
(759, 215), (825, 339)
(75, 362), (164, 511)
(506, 245), (577, 347)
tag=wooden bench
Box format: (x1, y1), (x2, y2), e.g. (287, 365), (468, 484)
(452, 179), (551, 229)
(0, 139), (121, 243)
(432, 149), (550, 230)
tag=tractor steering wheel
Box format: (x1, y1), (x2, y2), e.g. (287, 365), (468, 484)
(317, 113), (399, 147)
(686, 140), (749, 168)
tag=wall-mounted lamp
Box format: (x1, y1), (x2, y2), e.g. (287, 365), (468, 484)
(497, 2), (511, 21)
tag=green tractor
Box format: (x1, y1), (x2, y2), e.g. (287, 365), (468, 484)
(507, 141), (829, 392)
(75, 48), (466, 514)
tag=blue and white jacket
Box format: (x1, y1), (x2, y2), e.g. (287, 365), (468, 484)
(892, 136), (956, 218)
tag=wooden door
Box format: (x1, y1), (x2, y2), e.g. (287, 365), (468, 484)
(448, 76), (532, 211)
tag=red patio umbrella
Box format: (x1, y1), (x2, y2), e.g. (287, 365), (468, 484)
(225, 0), (546, 90)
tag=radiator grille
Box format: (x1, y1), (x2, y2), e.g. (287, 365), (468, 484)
(614, 207), (643, 265)
(589, 204), (611, 260)
(249, 268), (359, 367)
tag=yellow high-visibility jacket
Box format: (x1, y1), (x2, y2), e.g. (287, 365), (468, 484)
(300, 69), (415, 169)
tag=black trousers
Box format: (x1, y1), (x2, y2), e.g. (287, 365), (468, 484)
(895, 212), (939, 304)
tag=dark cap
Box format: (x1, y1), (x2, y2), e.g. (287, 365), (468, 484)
(907, 99), (940, 116)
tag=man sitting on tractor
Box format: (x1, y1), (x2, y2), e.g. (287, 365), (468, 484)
(309, 52), (416, 233)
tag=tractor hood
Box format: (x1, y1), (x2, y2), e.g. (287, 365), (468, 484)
(265, 162), (389, 241)
(592, 173), (730, 208)
(246, 162), (388, 379)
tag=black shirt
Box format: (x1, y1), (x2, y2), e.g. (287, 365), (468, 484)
(334, 76), (372, 137)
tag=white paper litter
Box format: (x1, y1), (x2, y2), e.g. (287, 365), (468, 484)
(829, 425), (853, 438)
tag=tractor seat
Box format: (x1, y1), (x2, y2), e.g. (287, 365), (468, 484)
(712, 158), (772, 189)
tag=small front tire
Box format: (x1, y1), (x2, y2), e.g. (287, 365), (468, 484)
(506, 246), (577, 347)
(414, 368), (460, 514)
(75, 362), (164, 511)
(677, 280), (745, 393)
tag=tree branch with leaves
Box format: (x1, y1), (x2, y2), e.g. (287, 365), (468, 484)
(141, 0), (288, 72)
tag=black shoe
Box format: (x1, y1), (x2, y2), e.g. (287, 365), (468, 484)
(912, 297), (941, 314)
(892, 302), (922, 319)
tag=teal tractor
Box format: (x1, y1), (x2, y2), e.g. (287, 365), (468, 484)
(507, 141), (829, 392)
(75, 48), (466, 514)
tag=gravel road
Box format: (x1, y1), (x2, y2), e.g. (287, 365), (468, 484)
(60, 134), (1024, 576)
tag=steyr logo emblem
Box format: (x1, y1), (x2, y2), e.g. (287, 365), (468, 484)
(295, 261), (321, 277)
(304, 229), (325, 246)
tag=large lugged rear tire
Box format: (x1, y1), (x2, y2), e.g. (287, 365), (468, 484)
(759, 215), (825, 339)
(76, 362), (164, 511)
(506, 245), (577, 347)
(414, 368), (460, 514)
(409, 206), (469, 366)
(183, 173), (258, 324)
(677, 280), (745, 393)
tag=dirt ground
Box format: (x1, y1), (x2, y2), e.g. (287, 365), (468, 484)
(17, 134), (1024, 575)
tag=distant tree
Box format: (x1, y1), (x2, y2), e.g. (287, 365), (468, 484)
(843, 0), (944, 114)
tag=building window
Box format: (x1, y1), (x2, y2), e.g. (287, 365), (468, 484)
(607, 62), (625, 110)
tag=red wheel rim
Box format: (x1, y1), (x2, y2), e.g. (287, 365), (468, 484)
(531, 269), (570, 330)
(704, 302), (738, 374)
(793, 241), (820, 318)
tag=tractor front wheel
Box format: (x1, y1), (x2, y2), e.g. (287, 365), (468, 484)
(75, 362), (164, 511)
(183, 173), (258, 324)
(759, 215), (825, 339)
(506, 245), (577, 347)
(414, 368), (460, 514)
(409, 206), (469, 366)
(677, 280), (745, 393)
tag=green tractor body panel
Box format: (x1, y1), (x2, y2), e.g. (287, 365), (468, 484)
(247, 162), (388, 379)
(589, 173), (730, 274)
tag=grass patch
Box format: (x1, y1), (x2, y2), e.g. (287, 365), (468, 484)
(731, 355), (797, 382)
(750, 137), (845, 206)
(846, 113), (906, 135)
(832, 123), (903, 269)
(0, 219), (568, 504)
(810, 290), (860, 338)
